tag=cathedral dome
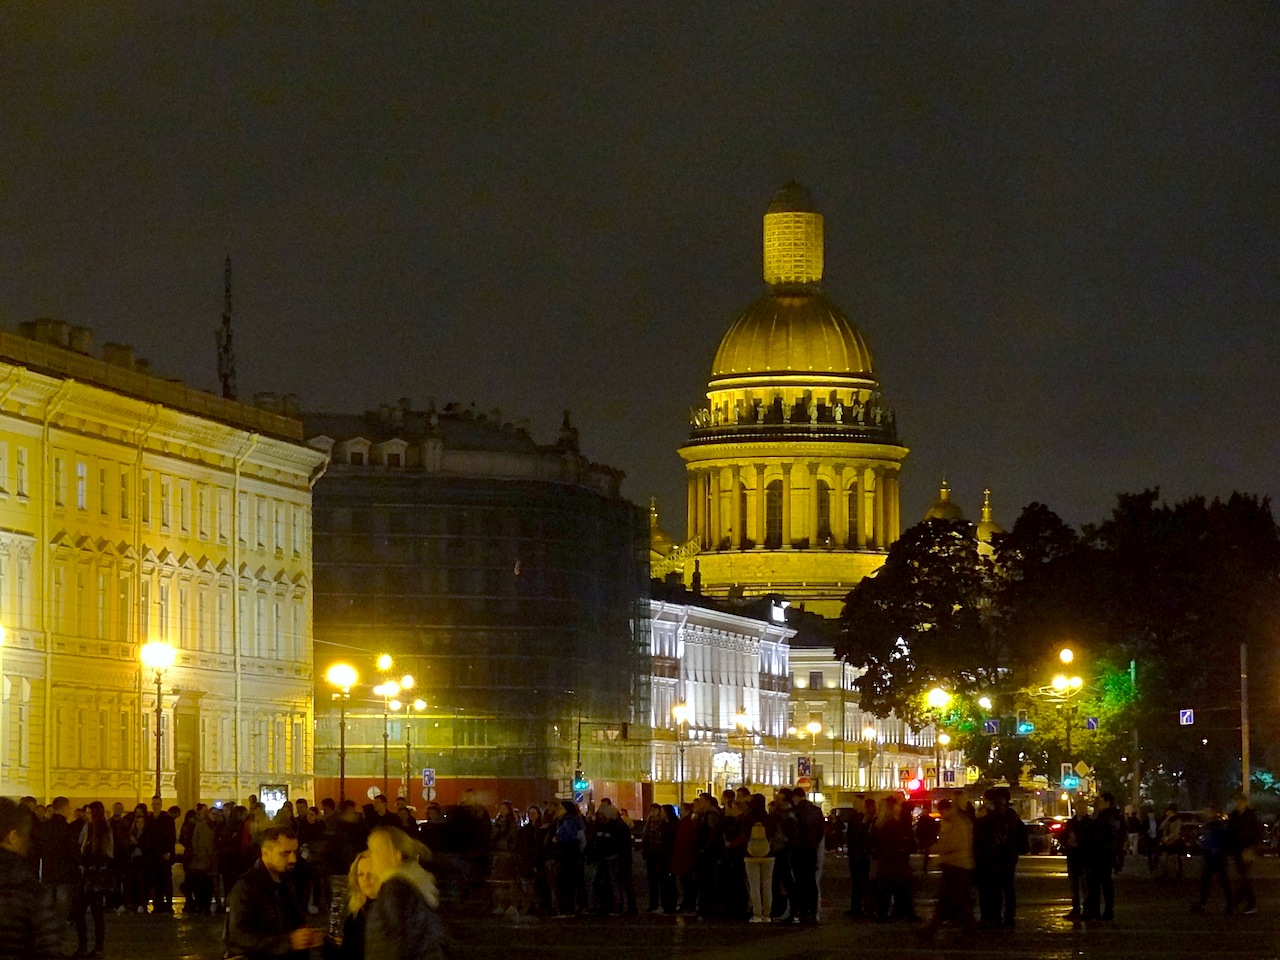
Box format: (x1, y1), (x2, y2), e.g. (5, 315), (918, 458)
(923, 480), (965, 521)
(711, 291), (874, 379)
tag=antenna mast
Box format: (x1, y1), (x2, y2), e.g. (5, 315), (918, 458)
(216, 256), (237, 400)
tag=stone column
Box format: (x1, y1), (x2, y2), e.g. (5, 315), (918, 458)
(693, 470), (706, 548)
(873, 470), (886, 550)
(754, 464), (766, 547)
(709, 466), (722, 549)
(853, 469), (866, 549)
(686, 471), (698, 544)
(730, 466), (742, 549)
(832, 464), (846, 547)
(781, 463), (793, 548)
(808, 463), (820, 545)
(888, 473), (900, 543)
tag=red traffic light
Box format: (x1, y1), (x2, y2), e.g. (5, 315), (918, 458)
(907, 778), (922, 792)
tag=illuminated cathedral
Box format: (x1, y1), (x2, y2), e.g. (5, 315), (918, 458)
(660, 183), (909, 618)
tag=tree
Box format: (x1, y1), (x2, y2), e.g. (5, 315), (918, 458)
(838, 518), (996, 726)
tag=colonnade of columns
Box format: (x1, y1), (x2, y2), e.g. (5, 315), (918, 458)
(687, 462), (901, 551)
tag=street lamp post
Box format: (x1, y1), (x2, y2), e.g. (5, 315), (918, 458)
(325, 663), (358, 803)
(936, 732), (951, 790)
(374, 655), (414, 798)
(734, 710), (750, 789)
(863, 726), (878, 790)
(391, 697), (427, 801)
(140, 640), (176, 804)
(672, 703), (692, 805)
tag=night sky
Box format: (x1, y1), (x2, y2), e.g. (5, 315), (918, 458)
(3, 4), (1275, 536)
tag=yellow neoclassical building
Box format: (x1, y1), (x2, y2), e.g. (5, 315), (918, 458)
(676, 184), (909, 617)
(0, 321), (326, 807)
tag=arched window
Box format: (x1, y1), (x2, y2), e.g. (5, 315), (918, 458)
(765, 480), (783, 549)
(817, 480), (832, 545)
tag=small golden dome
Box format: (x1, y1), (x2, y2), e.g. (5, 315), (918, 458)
(711, 290), (875, 380)
(924, 480), (965, 521)
(976, 488), (1003, 543)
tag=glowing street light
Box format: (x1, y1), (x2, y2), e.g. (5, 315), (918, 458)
(734, 710), (751, 788)
(1059, 647), (1075, 665)
(926, 687), (951, 710)
(325, 662), (359, 802)
(140, 640), (176, 804)
(978, 696), (993, 711)
(672, 703), (692, 804)
(806, 719), (822, 751)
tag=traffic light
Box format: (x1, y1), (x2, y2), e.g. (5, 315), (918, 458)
(1062, 775), (1081, 790)
(1016, 710), (1035, 736)
(906, 778), (922, 793)
(572, 770), (589, 793)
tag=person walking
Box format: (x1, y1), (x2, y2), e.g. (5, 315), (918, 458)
(1083, 793), (1123, 921)
(919, 799), (976, 941)
(75, 801), (114, 958)
(364, 826), (444, 960)
(0, 798), (63, 958)
(225, 826), (325, 960)
(872, 796), (916, 923)
(843, 798), (875, 919)
(973, 787), (1026, 928)
(790, 788), (825, 924)
(1061, 808), (1090, 920)
(1227, 793), (1260, 915)
(1191, 802), (1233, 915)
(1157, 805), (1184, 880)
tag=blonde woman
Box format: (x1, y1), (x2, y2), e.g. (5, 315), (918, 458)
(365, 827), (443, 960)
(323, 850), (379, 960)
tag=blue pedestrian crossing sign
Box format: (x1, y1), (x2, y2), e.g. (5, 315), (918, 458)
(983, 719), (999, 735)
(422, 768), (436, 788)
(1085, 717), (1099, 731)
(1179, 709), (1195, 726)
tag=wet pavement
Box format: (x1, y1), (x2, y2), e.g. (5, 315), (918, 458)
(84, 854), (1280, 959)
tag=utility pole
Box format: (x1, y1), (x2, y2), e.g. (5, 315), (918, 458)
(1241, 642), (1251, 798)
(216, 256), (237, 400)
(1130, 660), (1141, 813)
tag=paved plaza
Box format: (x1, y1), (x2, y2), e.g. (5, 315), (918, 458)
(89, 855), (1280, 960)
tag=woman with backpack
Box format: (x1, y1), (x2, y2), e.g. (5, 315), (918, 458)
(739, 794), (777, 923)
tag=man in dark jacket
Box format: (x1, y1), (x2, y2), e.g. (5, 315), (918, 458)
(1227, 793), (1261, 915)
(1083, 793), (1123, 921)
(973, 788), (1027, 927)
(32, 795), (79, 941)
(0, 797), (63, 958)
(225, 827), (324, 960)
(139, 800), (177, 914)
(790, 788), (826, 924)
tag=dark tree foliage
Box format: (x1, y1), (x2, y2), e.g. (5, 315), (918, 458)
(838, 518), (996, 726)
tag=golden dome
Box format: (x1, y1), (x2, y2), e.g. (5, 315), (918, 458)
(976, 488), (1003, 543)
(711, 290), (875, 380)
(924, 480), (965, 521)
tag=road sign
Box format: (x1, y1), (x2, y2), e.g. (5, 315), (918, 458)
(1085, 717), (1099, 731)
(797, 756), (812, 778)
(943, 769), (956, 784)
(422, 768), (436, 788)
(1062, 775), (1081, 790)
(796, 775), (813, 791)
(366, 786), (381, 801)
(1061, 762), (1074, 781)
(899, 768), (912, 782)
(1179, 708), (1195, 726)
(925, 766), (938, 781)
(983, 719), (999, 735)
(1075, 761), (1092, 777)
(573, 791), (586, 805)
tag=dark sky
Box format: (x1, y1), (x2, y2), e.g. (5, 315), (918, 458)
(3, 3), (1276, 536)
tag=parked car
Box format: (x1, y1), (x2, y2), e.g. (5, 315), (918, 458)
(1034, 816), (1068, 855)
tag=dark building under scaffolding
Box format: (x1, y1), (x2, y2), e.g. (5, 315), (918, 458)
(306, 400), (650, 810)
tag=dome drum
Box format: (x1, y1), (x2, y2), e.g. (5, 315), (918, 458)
(687, 393), (898, 446)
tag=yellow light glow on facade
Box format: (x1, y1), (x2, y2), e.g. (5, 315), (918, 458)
(734, 711), (750, 729)
(926, 687), (951, 710)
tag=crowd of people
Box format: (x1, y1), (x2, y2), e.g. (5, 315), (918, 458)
(0, 783), (1266, 958)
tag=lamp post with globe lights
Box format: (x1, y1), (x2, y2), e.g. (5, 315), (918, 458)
(325, 662), (358, 802)
(672, 703), (692, 804)
(140, 640), (176, 804)
(863, 725), (879, 789)
(373, 662), (414, 798)
(390, 696), (428, 801)
(733, 709), (751, 788)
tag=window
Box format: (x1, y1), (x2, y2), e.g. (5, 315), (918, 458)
(160, 476), (171, 529)
(847, 484), (859, 547)
(52, 566), (65, 632)
(53, 457), (65, 506)
(273, 504), (284, 553)
(292, 719), (305, 774)
(97, 572), (107, 638)
(197, 485), (209, 538)
(237, 493), (248, 544)
(178, 584), (189, 648)
(197, 587), (208, 651)
(256, 594), (268, 656)
(218, 490), (230, 542)
(98, 467), (108, 515)
(16, 558), (27, 628)
(387, 453), (401, 467)
(0, 441), (8, 492)
(158, 582), (170, 640)
(75, 462), (87, 510)
(217, 588), (230, 653)
(120, 469), (130, 519)
(273, 599), (283, 658)
(765, 479), (783, 549)
(142, 474), (152, 525)
(809, 671), (824, 690)
(291, 600), (303, 660)
(817, 480), (831, 544)
(15, 447), (27, 497)
(255, 498), (266, 549)
(350, 451), (364, 466)
(291, 506), (303, 556)
(116, 573), (130, 642)
(178, 481), (189, 533)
